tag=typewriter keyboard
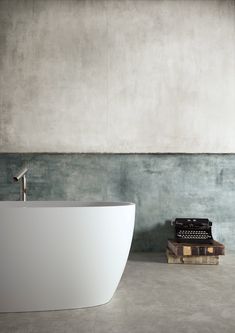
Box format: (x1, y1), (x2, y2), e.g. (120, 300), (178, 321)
(177, 229), (211, 240)
(175, 229), (213, 243)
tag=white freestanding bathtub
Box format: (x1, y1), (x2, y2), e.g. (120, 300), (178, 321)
(0, 201), (135, 312)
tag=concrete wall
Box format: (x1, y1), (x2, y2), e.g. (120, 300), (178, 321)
(0, 0), (234, 153)
(0, 1), (234, 252)
(1, 153), (235, 252)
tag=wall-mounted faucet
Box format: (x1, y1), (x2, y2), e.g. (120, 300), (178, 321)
(13, 167), (28, 201)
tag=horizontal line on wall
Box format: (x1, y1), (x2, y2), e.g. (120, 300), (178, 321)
(1, 152), (235, 156)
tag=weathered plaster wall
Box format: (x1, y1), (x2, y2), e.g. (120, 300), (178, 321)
(0, 153), (235, 252)
(0, 0), (234, 153)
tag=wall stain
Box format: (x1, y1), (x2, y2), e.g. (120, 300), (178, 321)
(216, 168), (224, 186)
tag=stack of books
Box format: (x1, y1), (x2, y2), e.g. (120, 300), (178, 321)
(166, 218), (225, 265)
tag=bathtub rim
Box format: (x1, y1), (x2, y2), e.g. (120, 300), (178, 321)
(0, 201), (135, 208)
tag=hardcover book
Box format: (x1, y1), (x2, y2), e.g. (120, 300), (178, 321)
(166, 248), (219, 265)
(167, 239), (225, 257)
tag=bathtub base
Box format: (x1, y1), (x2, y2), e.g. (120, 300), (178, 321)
(0, 201), (135, 312)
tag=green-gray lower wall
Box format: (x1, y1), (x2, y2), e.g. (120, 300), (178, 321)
(0, 153), (235, 252)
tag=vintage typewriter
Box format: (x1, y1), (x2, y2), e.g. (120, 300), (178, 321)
(171, 218), (213, 244)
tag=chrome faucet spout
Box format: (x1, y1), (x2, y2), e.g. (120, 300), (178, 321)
(13, 167), (28, 201)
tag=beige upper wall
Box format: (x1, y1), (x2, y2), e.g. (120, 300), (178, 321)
(0, 0), (234, 153)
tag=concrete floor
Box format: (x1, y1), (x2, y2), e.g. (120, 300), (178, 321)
(0, 253), (234, 333)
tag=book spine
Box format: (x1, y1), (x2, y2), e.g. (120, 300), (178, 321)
(167, 254), (219, 265)
(183, 256), (219, 265)
(167, 241), (225, 256)
(190, 246), (224, 256)
(166, 249), (219, 265)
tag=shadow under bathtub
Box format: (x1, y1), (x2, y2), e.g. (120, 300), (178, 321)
(128, 252), (167, 263)
(128, 220), (173, 263)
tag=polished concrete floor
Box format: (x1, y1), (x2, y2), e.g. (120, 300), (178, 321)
(0, 253), (234, 333)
